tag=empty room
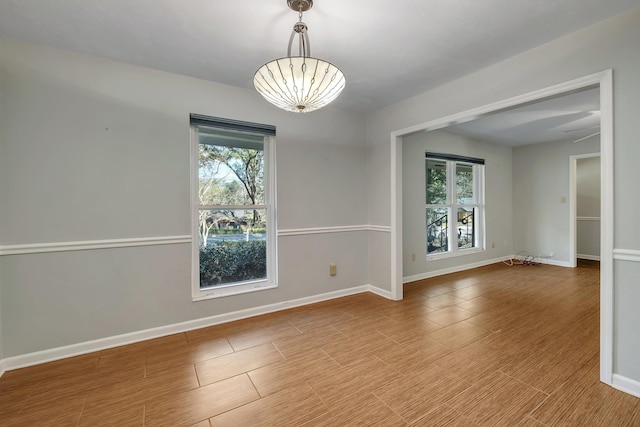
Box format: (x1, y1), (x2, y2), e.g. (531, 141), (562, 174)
(1, 1), (639, 425)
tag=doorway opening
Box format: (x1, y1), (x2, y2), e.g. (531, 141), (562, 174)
(389, 70), (613, 385)
(571, 153), (601, 268)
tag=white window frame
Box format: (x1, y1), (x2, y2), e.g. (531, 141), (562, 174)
(426, 155), (485, 260)
(190, 118), (277, 301)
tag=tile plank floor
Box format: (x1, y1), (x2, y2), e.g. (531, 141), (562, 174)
(2, 260), (639, 426)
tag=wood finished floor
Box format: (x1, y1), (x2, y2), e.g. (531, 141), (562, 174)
(1, 260), (639, 426)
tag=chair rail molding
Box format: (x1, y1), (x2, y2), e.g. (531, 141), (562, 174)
(0, 236), (192, 256)
(613, 249), (640, 263)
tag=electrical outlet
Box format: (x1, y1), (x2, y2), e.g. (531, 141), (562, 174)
(491, 242), (495, 249)
(411, 253), (416, 261)
(329, 263), (337, 276)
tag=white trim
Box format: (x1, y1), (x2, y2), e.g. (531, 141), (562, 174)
(0, 236), (191, 256)
(194, 282), (278, 301)
(0, 285), (376, 373)
(577, 254), (601, 261)
(536, 258), (573, 268)
(613, 249), (640, 263)
(389, 70), (615, 388)
(277, 225), (390, 237)
(0, 359), (6, 378)
(366, 284), (393, 299)
(426, 248), (485, 262)
(390, 73), (612, 138)
(612, 374), (640, 399)
(190, 125), (200, 300)
(599, 70), (615, 386)
(266, 135), (279, 289)
(367, 225), (393, 233)
(403, 257), (508, 284)
(577, 216), (601, 221)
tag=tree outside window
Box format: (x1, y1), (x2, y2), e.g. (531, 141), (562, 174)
(191, 117), (276, 299)
(426, 154), (484, 257)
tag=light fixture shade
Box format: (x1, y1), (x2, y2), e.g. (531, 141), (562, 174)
(254, 56), (345, 113)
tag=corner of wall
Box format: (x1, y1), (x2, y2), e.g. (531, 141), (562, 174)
(612, 374), (640, 399)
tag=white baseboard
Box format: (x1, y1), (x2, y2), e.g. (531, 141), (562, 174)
(366, 284), (393, 300)
(0, 285), (377, 373)
(536, 258), (572, 267)
(403, 255), (575, 284)
(402, 256), (507, 284)
(577, 254), (601, 261)
(612, 374), (640, 398)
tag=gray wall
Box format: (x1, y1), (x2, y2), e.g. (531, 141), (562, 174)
(366, 139), (392, 291)
(366, 8), (640, 383)
(577, 156), (601, 259)
(0, 36), (368, 357)
(512, 137), (600, 263)
(402, 130), (513, 279)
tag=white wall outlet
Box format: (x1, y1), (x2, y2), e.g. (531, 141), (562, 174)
(411, 253), (416, 261)
(329, 263), (337, 276)
(492, 242), (496, 248)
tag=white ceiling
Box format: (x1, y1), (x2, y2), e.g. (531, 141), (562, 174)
(0, 0), (638, 114)
(443, 87), (601, 146)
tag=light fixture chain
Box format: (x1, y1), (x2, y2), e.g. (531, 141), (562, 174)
(298, 1), (304, 56)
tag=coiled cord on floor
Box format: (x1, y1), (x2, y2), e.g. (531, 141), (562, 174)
(503, 251), (540, 266)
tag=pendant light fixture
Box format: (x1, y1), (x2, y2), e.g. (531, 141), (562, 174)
(254, 0), (345, 113)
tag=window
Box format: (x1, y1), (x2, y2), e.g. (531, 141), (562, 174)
(190, 114), (276, 300)
(426, 153), (485, 258)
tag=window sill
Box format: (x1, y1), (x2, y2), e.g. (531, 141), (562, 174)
(192, 280), (277, 301)
(426, 247), (485, 261)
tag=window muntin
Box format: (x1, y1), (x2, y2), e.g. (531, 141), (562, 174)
(426, 154), (484, 258)
(191, 118), (276, 300)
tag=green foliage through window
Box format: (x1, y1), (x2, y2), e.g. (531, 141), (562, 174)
(196, 124), (271, 291)
(199, 240), (267, 287)
(426, 159), (447, 204)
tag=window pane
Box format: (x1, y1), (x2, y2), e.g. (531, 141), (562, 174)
(198, 208), (267, 288)
(457, 207), (476, 249)
(426, 159), (447, 204)
(456, 163), (474, 204)
(199, 142), (264, 206)
(427, 207), (449, 254)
